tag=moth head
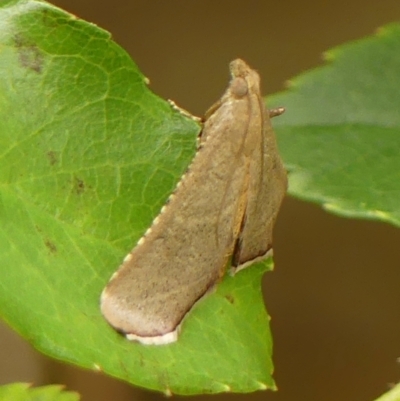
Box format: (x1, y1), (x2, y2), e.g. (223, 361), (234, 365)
(229, 59), (261, 96)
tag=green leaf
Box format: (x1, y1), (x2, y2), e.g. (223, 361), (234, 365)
(0, 0), (274, 395)
(373, 383), (400, 401)
(0, 383), (79, 401)
(270, 23), (400, 227)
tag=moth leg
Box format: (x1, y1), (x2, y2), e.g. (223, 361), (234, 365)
(268, 107), (285, 118)
(197, 99), (225, 147)
(203, 98), (223, 121)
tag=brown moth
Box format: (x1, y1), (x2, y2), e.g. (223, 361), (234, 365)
(100, 59), (287, 345)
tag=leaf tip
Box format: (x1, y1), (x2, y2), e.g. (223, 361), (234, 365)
(164, 387), (173, 397)
(93, 363), (102, 371)
(284, 79), (296, 90)
(322, 50), (335, 62)
(256, 381), (268, 390)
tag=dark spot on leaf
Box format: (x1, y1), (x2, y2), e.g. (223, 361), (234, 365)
(119, 360), (131, 376)
(40, 8), (57, 28)
(45, 239), (57, 254)
(225, 294), (235, 304)
(74, 177), (85, 195)
(46, 151), (58, 166)
(13, 34), (44, 74)
(137, 354), (145, 367)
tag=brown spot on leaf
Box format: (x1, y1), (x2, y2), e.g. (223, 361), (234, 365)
(224, 294), (235, 304)
(14, 34), (44, 73)
(46, 151), (58, 166)
(45, 239), (57, 254)
(74, 177), (85, 195)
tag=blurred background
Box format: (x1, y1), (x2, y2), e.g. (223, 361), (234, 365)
(2, 1), (400, 401)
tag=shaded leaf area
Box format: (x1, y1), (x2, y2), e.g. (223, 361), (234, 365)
(270, 23), (400, 227)
(0, 0), (274, 395)
(0, 383), (79, 401)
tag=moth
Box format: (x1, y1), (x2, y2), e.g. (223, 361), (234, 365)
(101, 59), (287, 345)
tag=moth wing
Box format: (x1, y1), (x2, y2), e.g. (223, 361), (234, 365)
(101, 95), (250, 343)
(232, 99), (287, 272)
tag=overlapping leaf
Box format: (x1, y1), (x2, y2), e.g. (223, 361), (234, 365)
(271, 23), (400, 226)
(0, 383), (79, 401)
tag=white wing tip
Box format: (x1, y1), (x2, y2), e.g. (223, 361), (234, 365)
(126, 329), (179, 345)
